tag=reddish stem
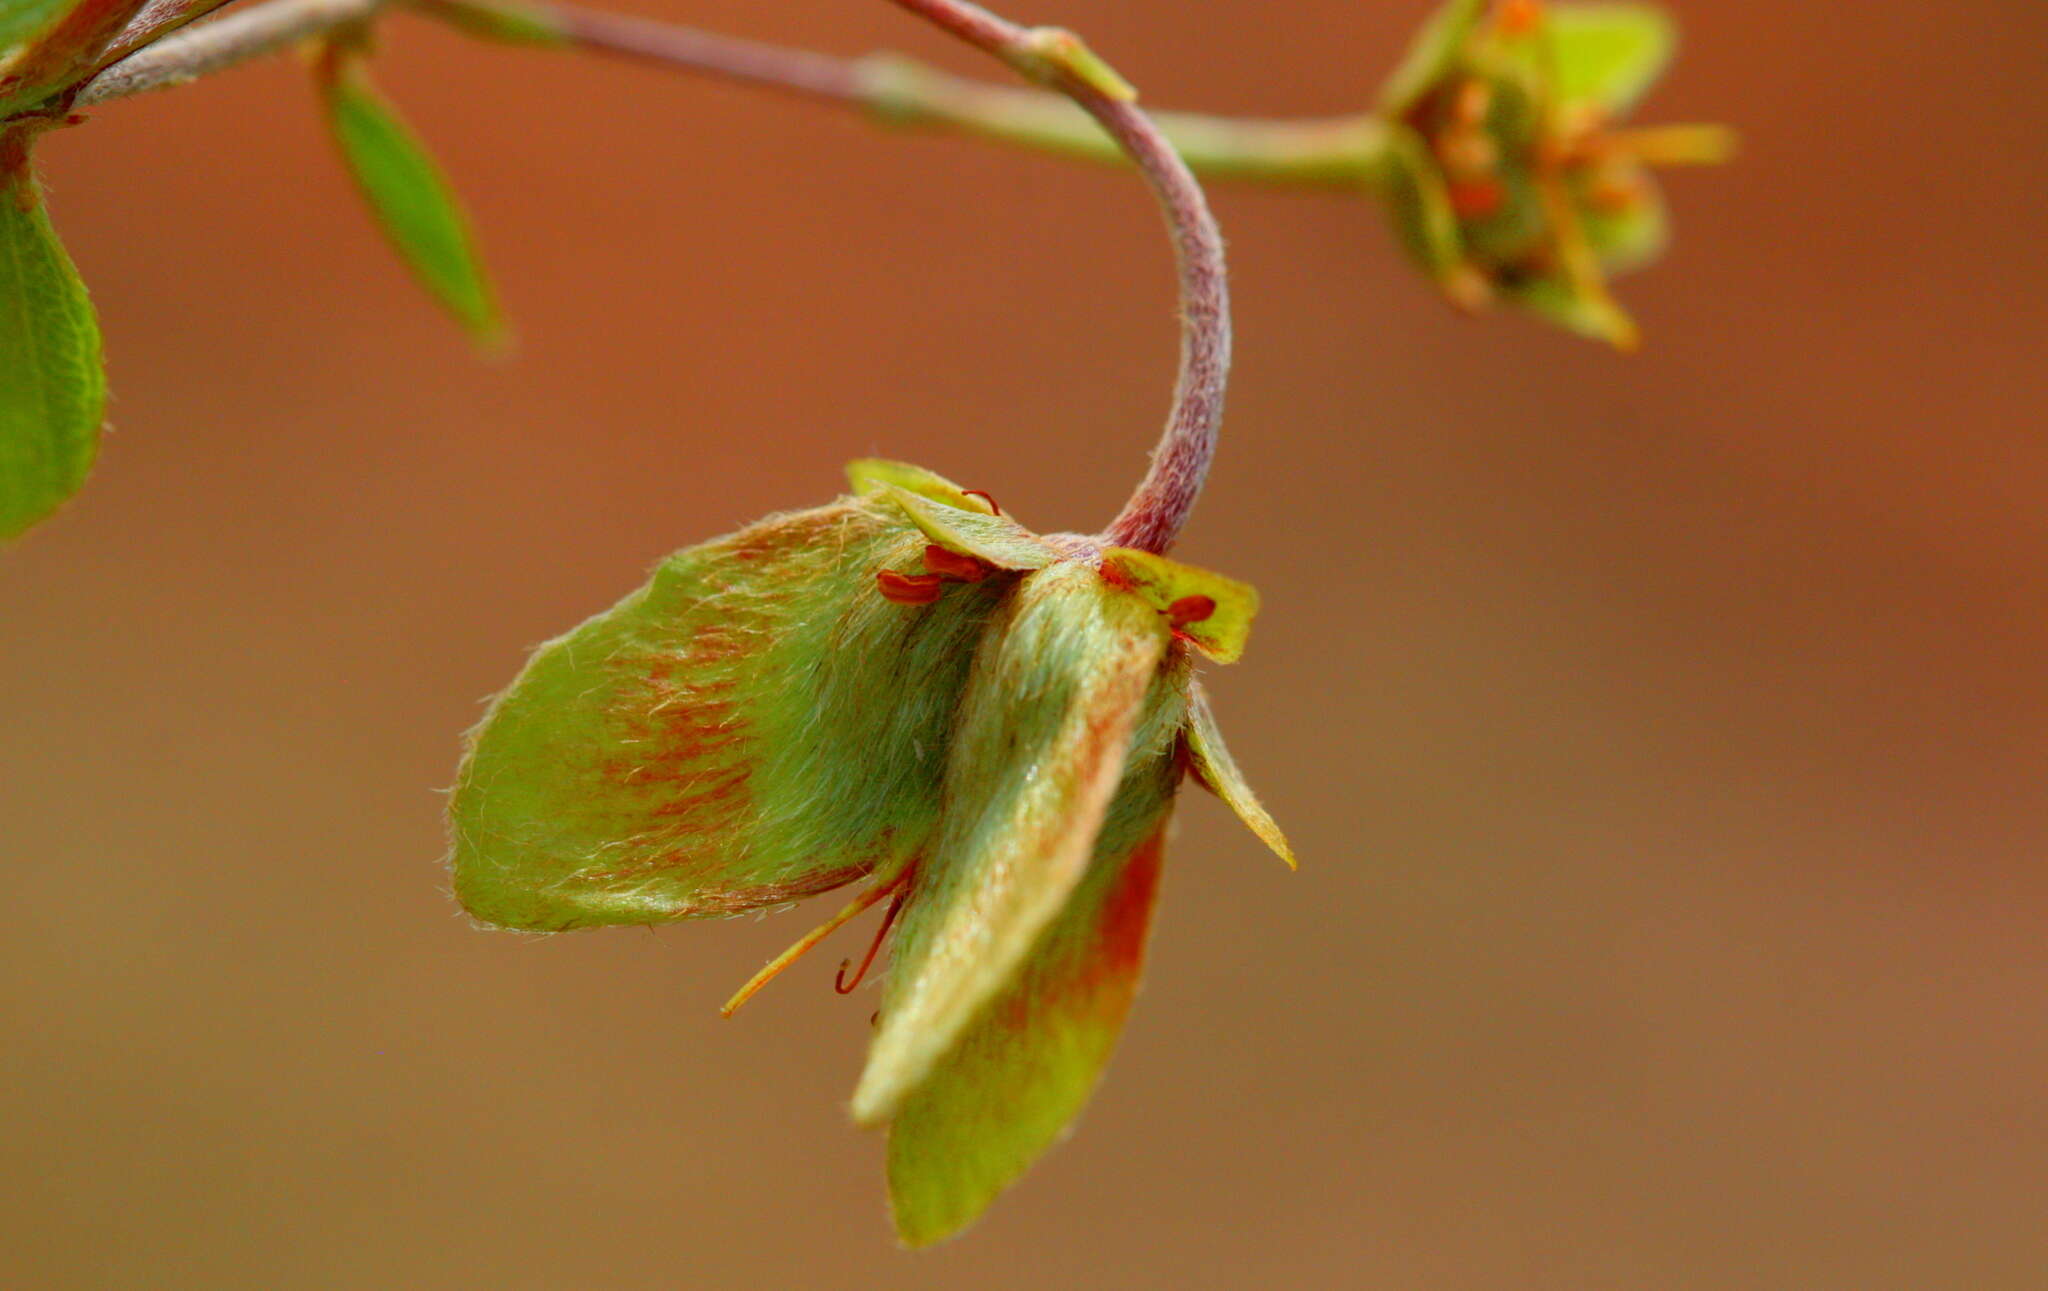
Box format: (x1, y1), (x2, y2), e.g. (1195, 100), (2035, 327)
(888, 0), (1231, 554)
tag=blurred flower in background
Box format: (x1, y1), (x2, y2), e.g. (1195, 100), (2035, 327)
(1376, 0), (1735, 347)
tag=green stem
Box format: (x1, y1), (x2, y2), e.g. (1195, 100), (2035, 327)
(414, 0), (1396, 193)
(857, 54), (1392, 189)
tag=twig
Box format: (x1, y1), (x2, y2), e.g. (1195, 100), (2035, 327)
(74, 0), (388, 106)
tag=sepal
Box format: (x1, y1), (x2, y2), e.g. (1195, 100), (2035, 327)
(1100, 547), (1259, 664)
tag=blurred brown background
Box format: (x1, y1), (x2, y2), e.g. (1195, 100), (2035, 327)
(5, 1), (2045, 1286)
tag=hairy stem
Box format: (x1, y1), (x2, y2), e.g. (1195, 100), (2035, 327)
(75, 0), (389, 105)
(885, 0), (1231, 553)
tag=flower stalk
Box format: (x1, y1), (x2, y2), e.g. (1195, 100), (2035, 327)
(876, 0), (1230, 554)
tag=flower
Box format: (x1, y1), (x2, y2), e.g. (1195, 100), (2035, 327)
(447, 459), (1293, 1246)
(1376, 0), (1736, 347)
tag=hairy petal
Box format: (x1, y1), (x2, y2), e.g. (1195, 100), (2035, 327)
(852, 561), (1171, 1124)
(448, 495), (1006, 930)
(887, 751), (1179, 1247)
(1183, 680), (1296, 868)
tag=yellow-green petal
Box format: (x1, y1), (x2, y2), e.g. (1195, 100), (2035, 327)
(1100, 547), (1259, 664)
(448, 494), (1007, 930)
(1183, 681), (1295, 869)
(1378, 0), (1487, 117)
(845, 457), (997, 514)
(883, 485), (1057, 571)
(852, 561), (1172, 1125)
(1546, 2), (1676, 114)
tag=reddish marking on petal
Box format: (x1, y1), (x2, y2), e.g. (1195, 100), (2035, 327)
(878, 570), (944, 605)
(961, 489), (1001, 515)
(1449, 178), (1506, 219)
(922, 545), (991, 582)
(1096, 829), (1166, 979)
(1166, 595), (1217, 631)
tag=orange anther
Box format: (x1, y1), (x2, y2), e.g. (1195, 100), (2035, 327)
(1448, 179), (1506, 219)
(877, 570), (944, 604)
(923, 544), (992, 582)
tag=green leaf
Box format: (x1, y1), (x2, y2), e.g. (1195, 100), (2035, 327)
(317, 48), (506, 347)
(1182, 681), (1295, 868)
(448, 494), (1009, 930)
(887, 755), (1179, 1246)
(0, 137), (104, 540)
(1545, 2), (1676, 113)
(852, 561), (1176, 1127)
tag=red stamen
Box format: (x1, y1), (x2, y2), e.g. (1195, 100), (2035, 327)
(1449, 179), (1506, 219)
(960, 489), (1001, 515)
(923, 544), (992, 582)
(836, 885), (908, 995)
(877, 570), (944, 604)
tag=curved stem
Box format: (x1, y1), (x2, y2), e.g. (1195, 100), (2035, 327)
(887, 0), (1230, 554)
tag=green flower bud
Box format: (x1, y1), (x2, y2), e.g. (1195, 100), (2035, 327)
(1378, 0), (1735, 346)
(447, 460), (1292, 1245)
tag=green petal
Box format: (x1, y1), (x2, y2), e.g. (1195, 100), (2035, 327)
(1100, 547), (1259, 664)
(448, 495), (1007, 930)
(1502, 271), (1638, 348)
(1378, 0), (1487, 117)
(1580, 161), (1669, 275)
(1379, 124), (1486, 310)
(0, 136), (104, 540)
(1183, 681), (1295, 869)
(887, 757), (1179, 1246)
(883, 485), (1057, 571)
(1545, 2), (1676, 114)
(317, 45), (506, 347)
(851, 561), (1176, 1125)
(845, 458), (997, 514)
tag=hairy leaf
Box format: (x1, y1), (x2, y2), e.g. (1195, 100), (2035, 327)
(0, 137), (104, 539)
(318, 48), (505, 346)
